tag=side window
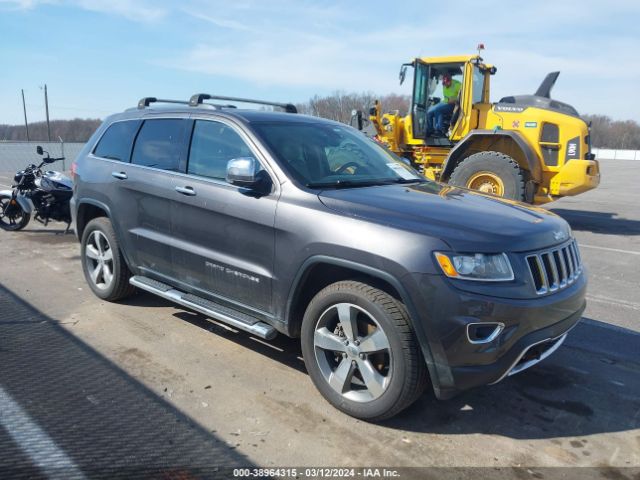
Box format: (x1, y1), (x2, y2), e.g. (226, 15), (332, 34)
(413, 62), (429, 106)
(93, 120), (141, 162)
(131, 119), (186, 171)
(472, 66), (485, 104)
(187, 120), (253, 181)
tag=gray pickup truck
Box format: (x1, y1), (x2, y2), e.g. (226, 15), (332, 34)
(71, 94), (586, 420)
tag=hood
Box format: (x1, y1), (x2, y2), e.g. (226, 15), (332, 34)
(318, 182), (571, 253)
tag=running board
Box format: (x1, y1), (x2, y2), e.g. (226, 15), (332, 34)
(129, 276), (277, 340)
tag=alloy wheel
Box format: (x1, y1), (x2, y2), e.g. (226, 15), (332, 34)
(84, 230), (114, 290)
(313, 303), (392, 402)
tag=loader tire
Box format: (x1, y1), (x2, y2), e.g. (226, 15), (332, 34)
(449, 151), (526, 201)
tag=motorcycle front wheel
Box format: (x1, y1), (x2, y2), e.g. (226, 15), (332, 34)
(0, 194), (31, 231)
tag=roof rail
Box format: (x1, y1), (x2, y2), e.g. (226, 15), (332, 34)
(137, 97), (191, 109)
(189, 93), (297, 113)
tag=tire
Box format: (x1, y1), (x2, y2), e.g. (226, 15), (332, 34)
(301, 281), (428, 421)
(81, 217), (135, 301)
(0, 194), (31, 231)
(449, 151), (525, 201)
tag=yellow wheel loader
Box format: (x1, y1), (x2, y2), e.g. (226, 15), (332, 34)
(364, 54), (600, 204)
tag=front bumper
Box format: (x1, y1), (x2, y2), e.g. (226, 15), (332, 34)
(446, 307), (582, 397)
(403, 271), (586, 399)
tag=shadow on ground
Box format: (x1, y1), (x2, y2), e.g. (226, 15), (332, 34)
(386, 317), (640, 437)
(2, 227), (77, 244)
(120, 292), (307, 374)
(127, 292), (640, 441)
(550, 208), (640, 235)
(0, 283), (257, 479)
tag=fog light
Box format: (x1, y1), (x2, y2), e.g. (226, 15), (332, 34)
(467, 322), (504, 344)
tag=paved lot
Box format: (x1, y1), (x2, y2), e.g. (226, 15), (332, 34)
(0, 160), (639, 478)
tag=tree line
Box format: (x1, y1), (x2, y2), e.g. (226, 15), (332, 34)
(1, 94), (638, 149)
(296, 92), (412, 124)
(581, 114), (640, 150)
(0, 118), (102, 143)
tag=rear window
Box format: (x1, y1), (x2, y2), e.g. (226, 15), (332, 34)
(93, 120), (141, 162)
(131, 119), (186, 171)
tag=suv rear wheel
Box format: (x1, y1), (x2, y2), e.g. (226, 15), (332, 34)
(301, 281), (428, 421)
(81, 217), (135, 301)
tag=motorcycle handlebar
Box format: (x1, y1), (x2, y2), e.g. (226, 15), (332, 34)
(36, 157), (65, 168)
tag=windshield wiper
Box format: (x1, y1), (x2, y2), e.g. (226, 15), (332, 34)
(306, 177), (425, 189)
(306, 179), (387, 189)
(383, 178), (425, 184)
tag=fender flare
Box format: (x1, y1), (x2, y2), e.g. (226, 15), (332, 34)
(0, 190), (34, 214)
(75, 198), (113, 233)
(441, 129), (542, 183)
(285, 255), (442, 392)
(74, 198), (137, 272)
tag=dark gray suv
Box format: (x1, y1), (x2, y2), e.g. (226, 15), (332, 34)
(71, 94), (586, 420)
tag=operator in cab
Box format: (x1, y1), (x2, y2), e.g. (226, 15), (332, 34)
(426, 72), (461, 137)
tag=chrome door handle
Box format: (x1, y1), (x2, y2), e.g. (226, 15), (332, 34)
(175, 186), (196, 196)
(111, 171), (127, 180)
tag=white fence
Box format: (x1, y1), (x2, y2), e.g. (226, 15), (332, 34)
(593, 148), (640, 160)
(0, 141), (85, 173)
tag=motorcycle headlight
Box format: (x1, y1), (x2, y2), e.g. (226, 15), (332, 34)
(434, 252), (514, 281)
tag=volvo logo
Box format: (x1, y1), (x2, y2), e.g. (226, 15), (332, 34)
(553, 230), (568, 241)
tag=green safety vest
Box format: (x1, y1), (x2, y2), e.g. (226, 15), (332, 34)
(443, 79), (461, 104)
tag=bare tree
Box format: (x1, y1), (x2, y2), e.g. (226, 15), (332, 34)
(582, 114), (640, 149)
(297, 91), (410, 124)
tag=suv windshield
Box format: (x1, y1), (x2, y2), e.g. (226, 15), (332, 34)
(252, 121), (425, 188)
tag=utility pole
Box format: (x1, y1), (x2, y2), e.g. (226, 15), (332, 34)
(44, 84), (51, 141)
(21, 89), (30, 142)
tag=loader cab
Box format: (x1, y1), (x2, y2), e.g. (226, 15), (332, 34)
(407, 56), (492, 145)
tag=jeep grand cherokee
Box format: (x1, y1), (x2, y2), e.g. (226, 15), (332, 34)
(71, 94), (586, 420)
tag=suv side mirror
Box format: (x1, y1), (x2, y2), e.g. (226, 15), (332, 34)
(226, 157), (259, 187)
(36, 146), (43, 155)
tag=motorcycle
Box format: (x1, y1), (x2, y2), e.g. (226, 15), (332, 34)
(0, 146), (71, 232)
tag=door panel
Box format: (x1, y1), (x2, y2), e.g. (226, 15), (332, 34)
(411, 60), (430, 140)
(170, 119), (277, 314)
(113, 167), (176, 276)
(110, 117), (188, 278)
(450, 62), (474, 140)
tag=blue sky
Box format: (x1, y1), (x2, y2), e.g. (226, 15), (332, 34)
(1, 0), (638, 125)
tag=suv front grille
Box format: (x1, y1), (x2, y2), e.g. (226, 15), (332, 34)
(526, 240), (582, 295)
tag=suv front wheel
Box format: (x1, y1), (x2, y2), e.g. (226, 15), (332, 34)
(81, 217), (135, 301)
(301, 281), (428, 421)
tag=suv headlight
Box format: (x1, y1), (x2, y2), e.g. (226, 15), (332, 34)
(434, 252), (514, 281)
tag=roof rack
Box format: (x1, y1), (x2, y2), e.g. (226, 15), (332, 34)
(189, 93), (297, 113)
(137, 97), (191, 109)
